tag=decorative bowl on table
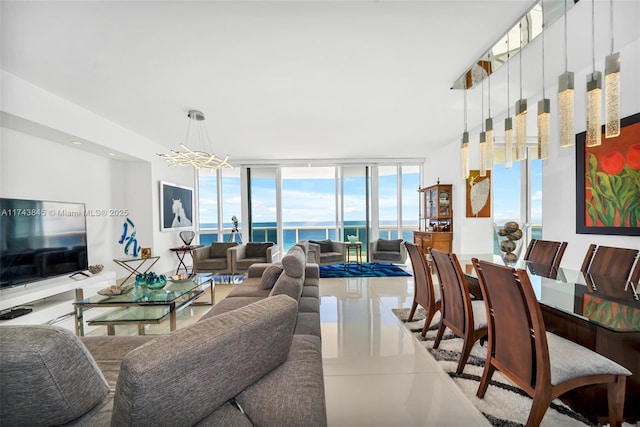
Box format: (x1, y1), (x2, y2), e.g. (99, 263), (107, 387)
(97, 284), (128, 296)
(347, 235), (358, 243)
(88, 264), (104, 274)
(135, 272), (167, 289)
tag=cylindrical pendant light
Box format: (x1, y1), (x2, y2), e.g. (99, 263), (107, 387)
(537, 0), (550, 160)
(558, 0), (575, 147)
(586, 0), (602, 147)
(515, 21), (527, 161)
(485, 53), (494, 171)
(461, 90), (470, 179)
(604, 0), (620, 138)
(505, 33), (513, 169)
(480, 79), (487, 177)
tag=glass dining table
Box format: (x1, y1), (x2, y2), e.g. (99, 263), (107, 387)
(461, 257), (640, 423)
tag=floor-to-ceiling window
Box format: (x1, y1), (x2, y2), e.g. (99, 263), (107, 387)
(281, 166), (337, 251)
(248, 168), (277, 244)
(492, 145), (543, 254)
(197, 162), (421, 251)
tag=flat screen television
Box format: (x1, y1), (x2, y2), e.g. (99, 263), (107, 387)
(0, 198), (89, 288)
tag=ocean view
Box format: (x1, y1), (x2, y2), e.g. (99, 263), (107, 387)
(199, 220), (542, 254)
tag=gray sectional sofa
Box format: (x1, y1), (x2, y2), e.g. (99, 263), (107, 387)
(0, 245), (326, 426)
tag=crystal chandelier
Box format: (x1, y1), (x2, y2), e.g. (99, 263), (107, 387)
(158, 110), (232, 170)
(537, 2), (550, 161)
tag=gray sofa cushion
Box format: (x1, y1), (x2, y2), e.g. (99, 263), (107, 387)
(0, 325), (109, 426)
(374, 251), (403, 262)
(270, 273), (304, 301)
(211, 242), (238, 258)
(299, 296), (320, 313)
(295, 312), (322, 337)
(245, 242), (273, 258)
(227, 282), (271, 298)
(199, 296), (265, 320)
(282, 246), (305, 278)
(310, 239), (333, 253)
(261, 264), (284, 289)
(236, 335), (327, 426)
(195, 401), (253, 426)
(111, 295), (298, 426)
(377, 238), (402, 252)
(82, 335), (155, 389)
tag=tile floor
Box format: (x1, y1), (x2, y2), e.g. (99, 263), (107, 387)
(74, 275), (489, 426)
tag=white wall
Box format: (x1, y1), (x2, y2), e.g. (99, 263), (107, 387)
(1, 72), (196, 280)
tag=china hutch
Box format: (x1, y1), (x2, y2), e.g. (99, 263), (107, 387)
(413, 181), (453, 254)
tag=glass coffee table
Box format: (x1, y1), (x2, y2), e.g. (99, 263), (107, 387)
(73, 273), (214, 336)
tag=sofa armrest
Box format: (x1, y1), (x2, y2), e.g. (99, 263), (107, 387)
(228, 244), (246, 273)
(192, 245), (210, 262)
(398, 240), (408, 264)
(331, 241), (346, 254)
(266, 244), (280, 263)
(307, 242), (321, 264)
(368, 240), (378, 257)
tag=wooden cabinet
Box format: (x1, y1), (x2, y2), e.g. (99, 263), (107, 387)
(414, 181), (453, 254)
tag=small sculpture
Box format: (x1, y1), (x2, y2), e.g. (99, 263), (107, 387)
(496, 221), (525, 266)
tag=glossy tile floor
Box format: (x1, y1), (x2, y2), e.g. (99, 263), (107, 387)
(320, 275), (489, 427)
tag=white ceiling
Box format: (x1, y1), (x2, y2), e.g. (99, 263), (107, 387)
(2, 1), (637, 161)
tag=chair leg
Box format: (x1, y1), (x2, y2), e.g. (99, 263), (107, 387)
(408, 301), (418, 322)
(526, 389), (552, 427)
(455, 335), (475, 375)
(607, 375), (626, 427)
(476, 358), (495, 398)
(433, 322), (446, 349)
(420, 309), (436, 337)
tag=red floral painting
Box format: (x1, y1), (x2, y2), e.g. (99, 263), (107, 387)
(577, 113), (640, 235)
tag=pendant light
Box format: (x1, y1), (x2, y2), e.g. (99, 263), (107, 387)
(515, 21), (527, 161)
(586, 0), (602, 147)
(558, 0), (575, 147)
(605, 0), (621, 138)
(485, 52), (494, 171)
(480, 79), (487, 177)
(537, 0), (550, 160)
(461, 89), (470, 179)
(505, 34), (513, 169)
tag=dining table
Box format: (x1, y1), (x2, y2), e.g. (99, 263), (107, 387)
(462, 257), (640, 424)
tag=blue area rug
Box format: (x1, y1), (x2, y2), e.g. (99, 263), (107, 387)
(319, 263), (411, 278)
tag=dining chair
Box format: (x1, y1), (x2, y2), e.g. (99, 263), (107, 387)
(428, 248), (487, 375)
(472, 258), (631, 427)
(523, 239), (567, 271)
(404, 242), (441, 336)
(581, 244), (640, 284)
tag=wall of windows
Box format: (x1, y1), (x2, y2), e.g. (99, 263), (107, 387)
(197, 162), (421, 258)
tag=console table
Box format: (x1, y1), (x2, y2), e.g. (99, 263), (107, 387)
(113, 256), (160, 284)
(169, 245), (203, 274)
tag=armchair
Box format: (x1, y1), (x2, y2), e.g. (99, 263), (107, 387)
(230, 242), (280, 273)
(307, 239), (345, 266)
(369, 239), (407, 264)
(192, 242), (238, 274)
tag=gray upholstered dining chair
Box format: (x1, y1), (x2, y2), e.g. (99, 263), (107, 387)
(472, 258), (631, 427)
(428, 248), (487, 375)
(404, 242), (440, 336)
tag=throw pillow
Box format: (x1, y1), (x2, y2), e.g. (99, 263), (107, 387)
(377, 239), (402, 252)
(261, 264), (283, 289)
(281, 246), (305, 278)
(246, 242), (273, 258)
(210, 242), (237, 258)
(310, 239), (333, 253)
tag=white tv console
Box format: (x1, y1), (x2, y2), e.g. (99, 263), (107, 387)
(0, 271), (116, 327)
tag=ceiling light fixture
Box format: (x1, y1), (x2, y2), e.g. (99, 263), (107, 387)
(537, 1), (550, 160)
(515, 21), (527, 161)
(505, 33), (513, 169)
(586, 0), (602, 147)
(461, 90), (470, 179)
(485, 52), (494, 171)
(558, 0), (575, 148)
(480, 79), (487, 178)
(158, 110), (232, 170)
(604, 0), (621, 138)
